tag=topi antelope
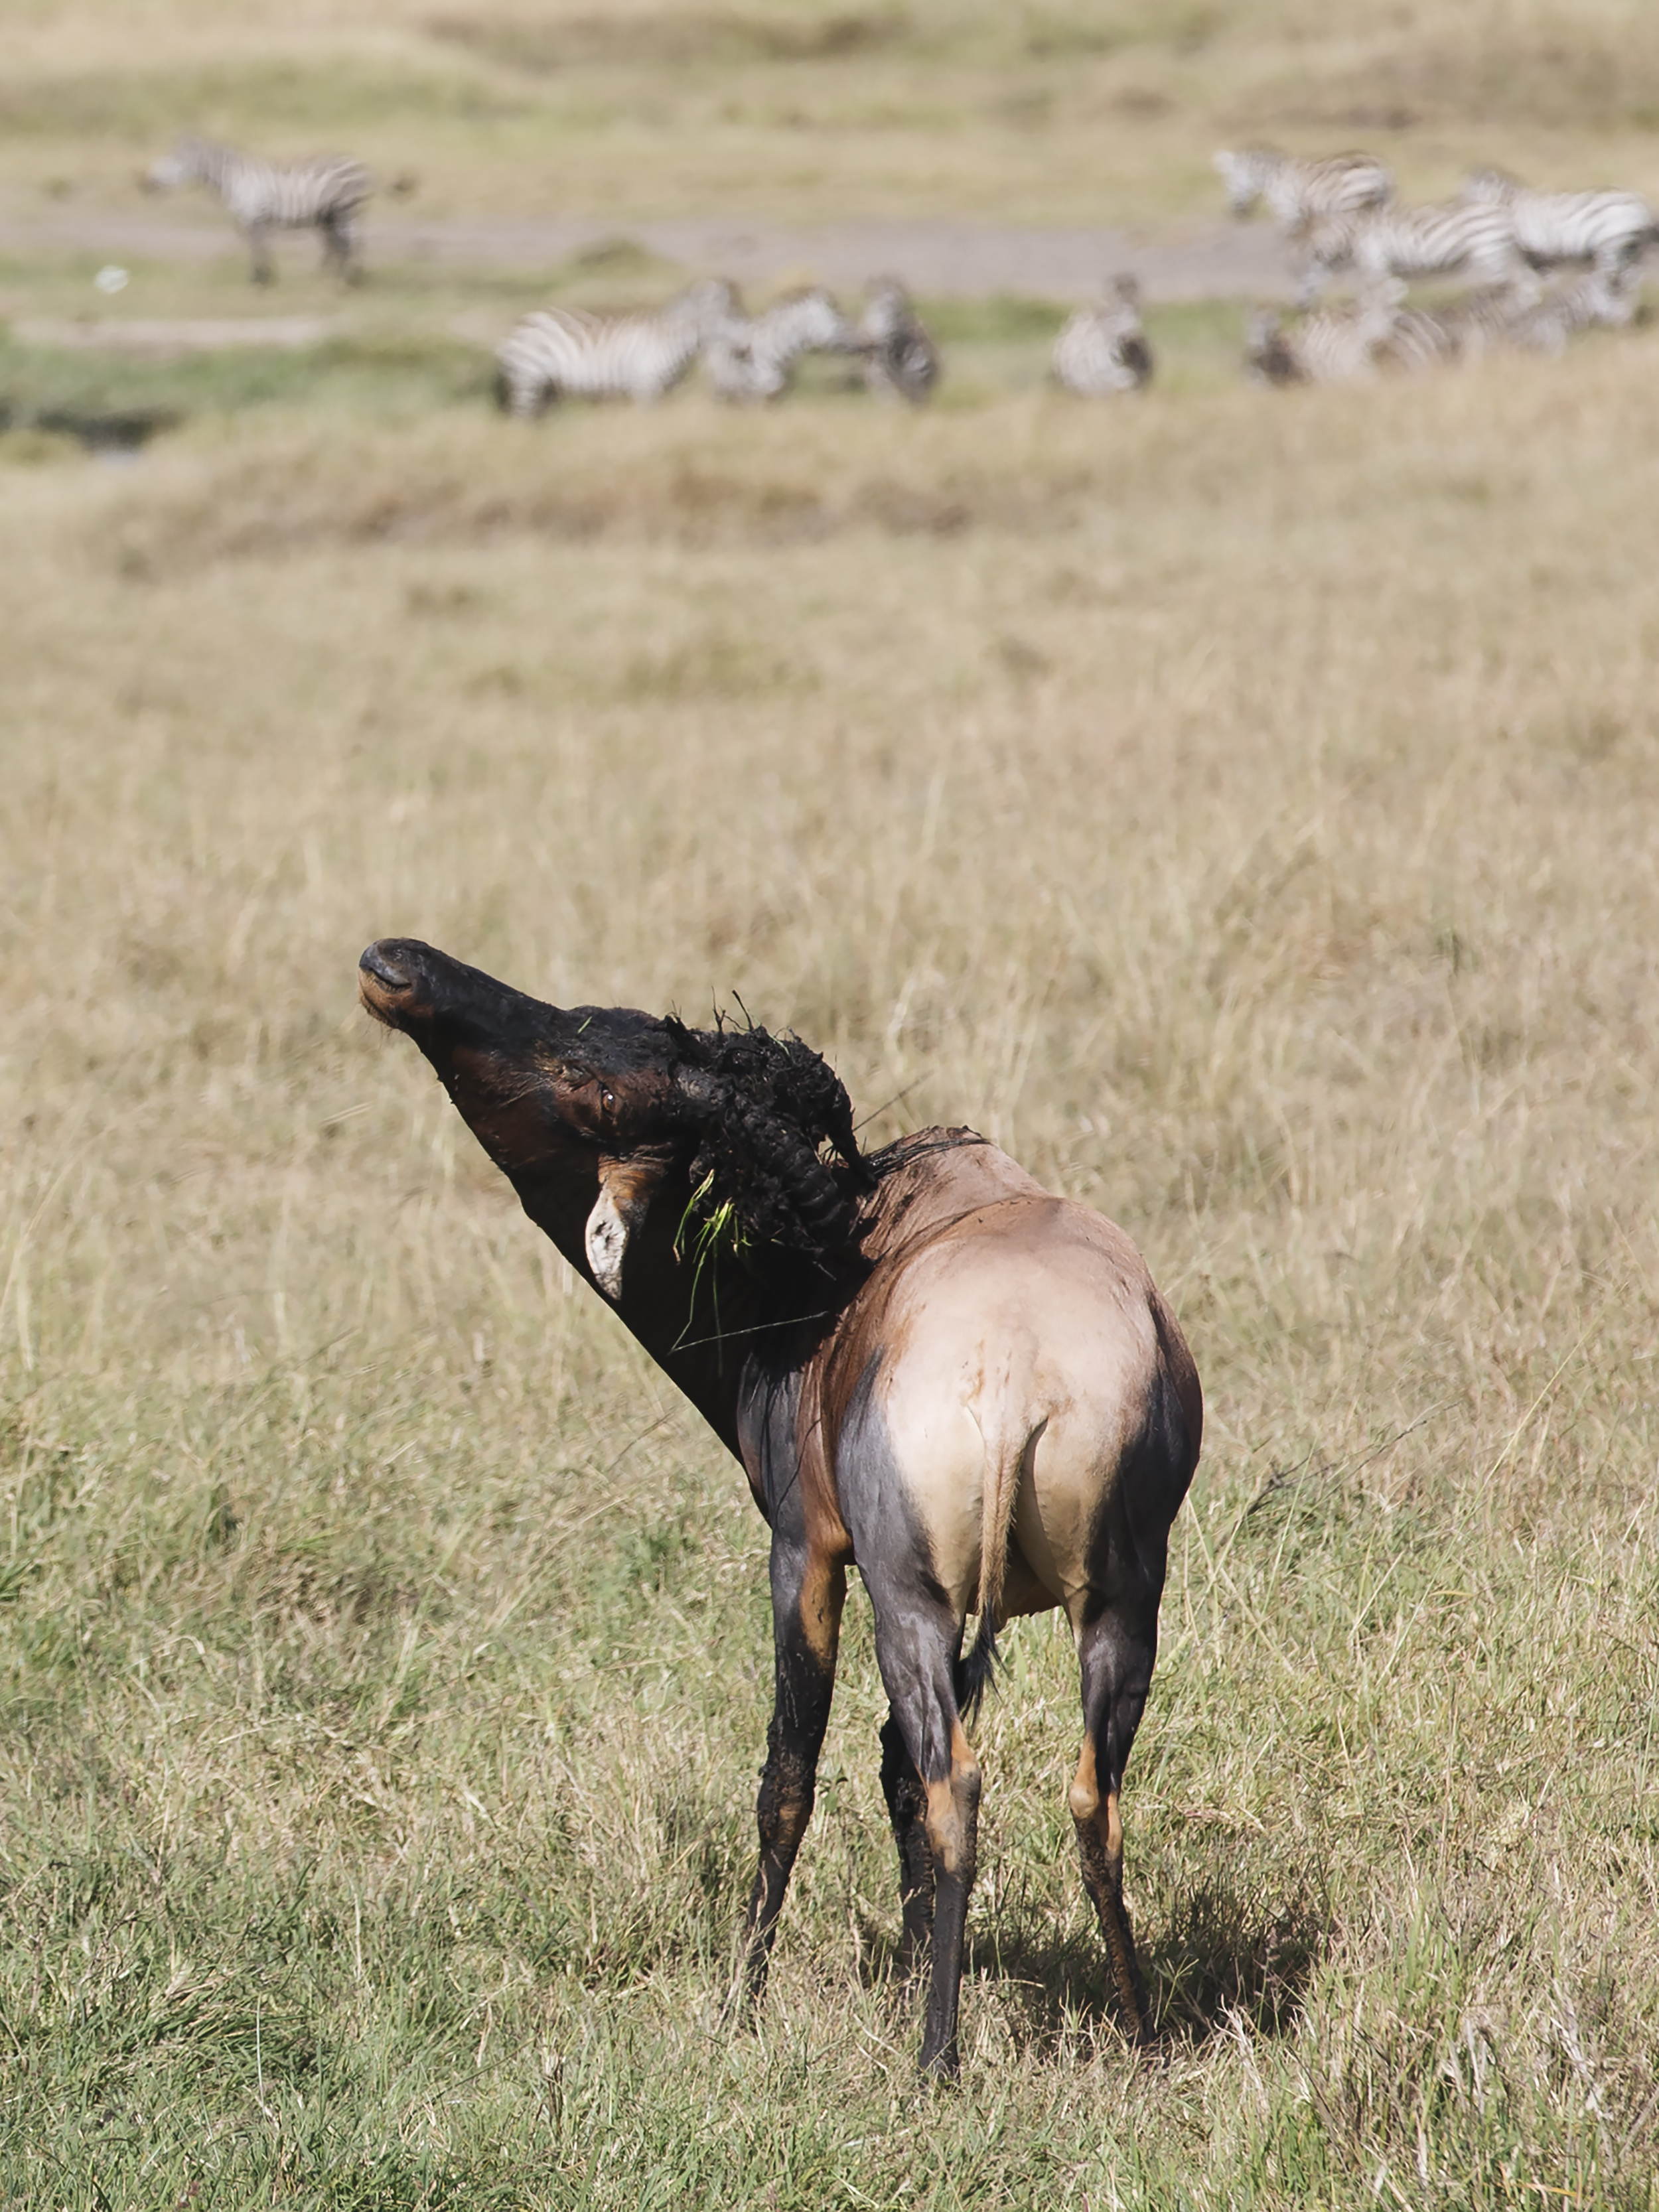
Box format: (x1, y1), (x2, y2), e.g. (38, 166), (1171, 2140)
(358, 939), (1202, 2075)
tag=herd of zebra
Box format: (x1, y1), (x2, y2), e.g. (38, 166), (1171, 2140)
(140, 137), (950, 407)
(140, 133), (1655, 407)
(1222, 146), (1656, 385)
(494, 275), (942, 411)
(494, 268), (1159, 409)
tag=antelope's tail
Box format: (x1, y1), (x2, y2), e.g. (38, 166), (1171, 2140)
(956, 1418), (1043, 1724)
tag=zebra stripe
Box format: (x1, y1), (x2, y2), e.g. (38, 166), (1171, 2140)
(1293, 201), (1531, 304)
(1503, 271), (1638, 349)
(1460, 169), (1657, 286)
(702, 287), (858, 403)
(1251, 265), (1630, 387)
(494, 280), (738, 414)
(145, 137), (372, 284)
(1246, 291), (1404, 385)
(857, 280), (939, 403)
(1214, 145), (1395, 226)
(1051, 275), (1153, 395)
(1379, 272), (1636, 370)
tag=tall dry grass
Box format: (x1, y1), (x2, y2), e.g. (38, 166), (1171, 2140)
(1, 324), (1658, 2201)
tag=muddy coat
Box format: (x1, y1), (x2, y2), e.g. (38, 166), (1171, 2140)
(358, 939), (1202, 2073)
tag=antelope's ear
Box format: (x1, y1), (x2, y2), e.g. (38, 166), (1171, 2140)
(585, 1152), (672, 1300)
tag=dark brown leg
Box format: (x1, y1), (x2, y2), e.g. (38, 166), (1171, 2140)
(1072, 1608), (1157, 2043)
(1070, 1736), (1150, 2038)
(739, 1540), (845, 2004)
(918, 1718), (981, 2077)
(879, 1707), (933, 1976)
(863, 1572), (981, 2075)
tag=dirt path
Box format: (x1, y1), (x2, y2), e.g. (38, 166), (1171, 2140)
(0, 198), (1295, 302)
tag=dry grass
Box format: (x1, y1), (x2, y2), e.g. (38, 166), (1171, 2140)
(3, 4), (1659, 2202)
(3, 328), (1659, 2203)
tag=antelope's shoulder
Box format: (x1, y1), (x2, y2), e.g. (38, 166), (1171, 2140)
(859, 1129), (1151, 1283)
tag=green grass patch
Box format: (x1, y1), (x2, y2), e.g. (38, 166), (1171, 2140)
(920, 293), (1070, 346)
(0, 330), (494, 443)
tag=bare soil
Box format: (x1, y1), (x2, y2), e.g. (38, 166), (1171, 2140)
(0, 193), (1297, 301)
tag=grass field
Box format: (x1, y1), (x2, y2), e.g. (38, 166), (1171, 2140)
(4, 4), (1659, 2207)
(7, 0), (1659, 221)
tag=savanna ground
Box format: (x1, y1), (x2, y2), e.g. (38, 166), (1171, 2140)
(3, 3), (1659, 2206)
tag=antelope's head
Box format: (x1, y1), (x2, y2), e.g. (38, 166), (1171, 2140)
(359, 939), (866, 1303)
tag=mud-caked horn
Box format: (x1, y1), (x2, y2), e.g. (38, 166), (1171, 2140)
(673, 1069), (858, 1257)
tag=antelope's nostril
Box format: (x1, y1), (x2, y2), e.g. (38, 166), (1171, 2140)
(360, 943), (410, 991)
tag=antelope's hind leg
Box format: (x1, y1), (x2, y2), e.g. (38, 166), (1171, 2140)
(738, 1538), (846, 2006)
(879, 1706), (934, 1977)
(866, 1590), (981, 2077)
(1071, 1606), (1157, 2043)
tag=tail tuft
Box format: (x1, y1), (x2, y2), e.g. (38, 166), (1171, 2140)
(956, 1608), (1001, 1726)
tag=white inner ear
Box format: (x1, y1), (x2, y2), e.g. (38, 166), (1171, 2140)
(585, 1185), (631, 1300)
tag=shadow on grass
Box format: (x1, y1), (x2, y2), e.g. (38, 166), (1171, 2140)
(1145, 1875), (1330, 2044)
(853, 1874), (1330, 2057)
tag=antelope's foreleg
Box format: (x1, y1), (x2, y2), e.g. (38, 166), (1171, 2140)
(1072, 1605), (1158, 2043)
(739, 1539), (845, 2006)
(879, 1706), (933, 1977)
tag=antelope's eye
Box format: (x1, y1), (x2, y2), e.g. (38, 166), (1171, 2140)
(600, 1087), (615, 1112)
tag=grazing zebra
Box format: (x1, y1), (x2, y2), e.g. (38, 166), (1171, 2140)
(702, 287), (858, 403)
(1459, 168), (1657, 289)
(857, 279), (939, 403)
(144, 137), (372, 285)
(1246, 289), (1405, 385)
(1292, 200), (1532, 306)
(494, 280), (739, 415)
(1213, 145), (1394, 226)
(1378, 272), (1637, 372)
(1051, 275), (1153, 395)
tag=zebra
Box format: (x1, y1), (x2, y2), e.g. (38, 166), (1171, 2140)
(1378, 272), (1638, 372)
(1213, 145), (1394, 226)
(702, 287), (859, 403)
(1245, 288), (1406, 386)
(1050, 275), (1153, 395)
(1459, 167), (1657, 291)
(1291, 200), (1534, 307)
(1503, 269), (1639, 348)
(143, 137), (372, 285)
(857, 279), (939, 403)
(1254, 267), (1630, 387)
(494, 280), (739, 415)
